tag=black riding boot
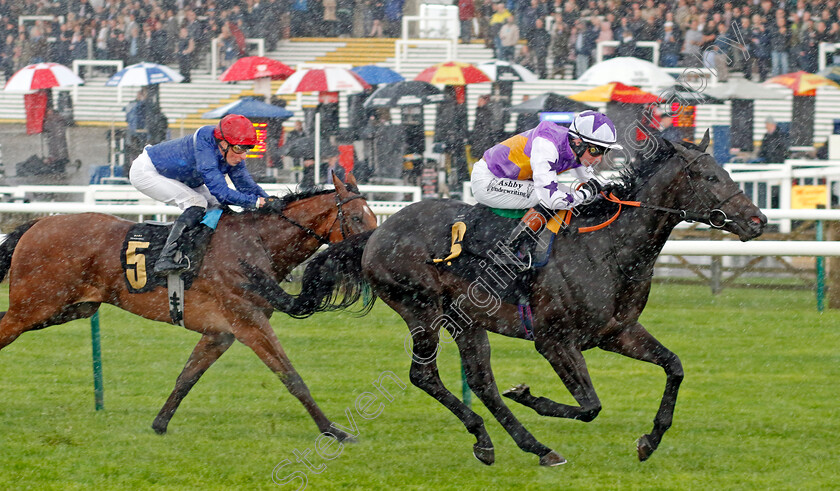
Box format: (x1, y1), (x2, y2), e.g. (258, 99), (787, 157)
(153, 206), (205, 276)
(499, 204), (557, 269)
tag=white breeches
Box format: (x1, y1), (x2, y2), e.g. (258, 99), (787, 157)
(470, 159), (541, 209)
(130, 148), (219, 211)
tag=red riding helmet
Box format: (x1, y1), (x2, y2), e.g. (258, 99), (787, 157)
(213, 114), (258, 145)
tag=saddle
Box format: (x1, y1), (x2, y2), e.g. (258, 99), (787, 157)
(120, 221), (213, 294)
(430, 205), (568, 306)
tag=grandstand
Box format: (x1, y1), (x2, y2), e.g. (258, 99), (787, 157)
(2, 37), (839, 148)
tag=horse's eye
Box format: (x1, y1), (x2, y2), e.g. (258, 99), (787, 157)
(706, 175), (718, 183)
(352, 216), (362, 223)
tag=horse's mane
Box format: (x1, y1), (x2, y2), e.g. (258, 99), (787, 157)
(276, 188), (335, 210)
(575, 136), (679, 220)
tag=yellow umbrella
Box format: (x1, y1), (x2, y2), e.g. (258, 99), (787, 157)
(766, 71), (840, 96)
(570, 82), (663, 103)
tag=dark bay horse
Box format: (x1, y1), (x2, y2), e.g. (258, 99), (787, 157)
(0, 174), (377, 439)
(251, 136), (767, 465)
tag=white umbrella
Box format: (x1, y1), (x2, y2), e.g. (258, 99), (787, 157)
(3, 62), (84, 92)
(276, 67), (370, 94)
(577, 57), (675, 87)
(477, 60), (539, 83)
(106, 62), (184, 86)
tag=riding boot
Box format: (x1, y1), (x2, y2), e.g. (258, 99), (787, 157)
(153, 206), (206, 277)
(499, 204), (558, 270)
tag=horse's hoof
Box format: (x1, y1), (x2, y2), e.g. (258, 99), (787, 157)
(539, 450), (567, 467)
(637, 434), (654, 461)
(473, 444), (495, 466)
(502, 384), (531, 401)
(329, 430), (357, 444)
(151, 422), (168, 435)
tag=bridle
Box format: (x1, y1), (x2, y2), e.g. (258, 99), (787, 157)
(592, 152), (745, 231)
(276, 191), (367, 245)
(598, 150), (745, 282)
(250, 190), (367, 277)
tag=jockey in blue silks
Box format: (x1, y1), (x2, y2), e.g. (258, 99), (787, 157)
(130, 113), (270, 276)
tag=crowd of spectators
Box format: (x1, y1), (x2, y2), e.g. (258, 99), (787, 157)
(1, 0), (840, 84)
(460, 0), (840, 80)
(0, 0), (406, 82)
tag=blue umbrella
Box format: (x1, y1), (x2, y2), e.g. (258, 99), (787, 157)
(202, 97), (294, 119)
(106, 62), (184, 86)
(351, 65), (404, 85)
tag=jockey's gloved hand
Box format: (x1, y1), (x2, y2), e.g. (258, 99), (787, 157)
(575, 187), (598, 205)
(260, 196), (282, 211)
(582, 179), (605, 197)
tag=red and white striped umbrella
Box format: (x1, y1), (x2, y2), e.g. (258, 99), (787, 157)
(220, 56), (295, 81)
(276, 67), (370, 94)
(3, 62), (84, 92)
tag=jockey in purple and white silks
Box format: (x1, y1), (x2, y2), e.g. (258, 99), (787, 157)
(470, 110), (623, 256)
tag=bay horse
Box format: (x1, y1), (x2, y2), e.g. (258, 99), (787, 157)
(248, 135), (766, 465)
(0, 174), (377, 440)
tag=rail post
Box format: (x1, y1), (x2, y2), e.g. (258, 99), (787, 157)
(91, 311), (104, 411)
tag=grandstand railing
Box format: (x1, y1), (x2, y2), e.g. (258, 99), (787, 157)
(395, 39), (456, 73)
(595, 41), (660, 65)
(818, 42), (840, 71)
(210, 38), (265, 78)
(72, 60), (124, 103)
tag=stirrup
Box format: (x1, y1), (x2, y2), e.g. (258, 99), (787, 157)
(154, 256), (190, 276)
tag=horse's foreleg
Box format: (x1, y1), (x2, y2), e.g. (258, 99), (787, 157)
(505, 339), (602, 422)
(600, 321), (683, 462)
(235, 322), (353, 441)
(456, 330), (563, 466)
(152, 333), (235, 434)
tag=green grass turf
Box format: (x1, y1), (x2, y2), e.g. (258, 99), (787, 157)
(0, 283), (838, 489)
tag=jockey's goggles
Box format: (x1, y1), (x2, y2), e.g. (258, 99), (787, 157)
(586, 144), (609, 157)
(230, 143), (254, 154)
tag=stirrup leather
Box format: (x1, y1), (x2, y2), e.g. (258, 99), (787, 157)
(433, 221), (467, 265)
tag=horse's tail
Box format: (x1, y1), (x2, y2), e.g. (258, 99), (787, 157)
(241, 230), (376, 318)
(0, 220), (39, 282)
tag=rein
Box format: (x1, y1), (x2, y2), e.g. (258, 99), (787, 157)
(253, 191), (367, 275)
(578, 153), (744, 233)
(277, 193), (367, 245)
(581, 151), (744, 282)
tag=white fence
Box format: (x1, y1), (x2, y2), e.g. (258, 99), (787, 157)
(724, 160), (840, 233)
(0, 183), (420, 225)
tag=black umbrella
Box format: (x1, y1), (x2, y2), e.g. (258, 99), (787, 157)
(507, 92), (596, 113)
(363, 81), (446, 108)
(279, 135), (338, 159)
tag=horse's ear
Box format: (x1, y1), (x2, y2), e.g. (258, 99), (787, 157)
(332, 173), (348, 194)
(698, 129), (710, 152)
(345, 172), (358, 188)
(672, 140), (691, 160)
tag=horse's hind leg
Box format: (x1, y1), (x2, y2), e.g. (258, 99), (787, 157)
(455, 329), (564, 466)
(600, 322), (683, 462)
(152, 333), (235, 434)
(397, 301), (495, 465)
(0, 302), (101, 350)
